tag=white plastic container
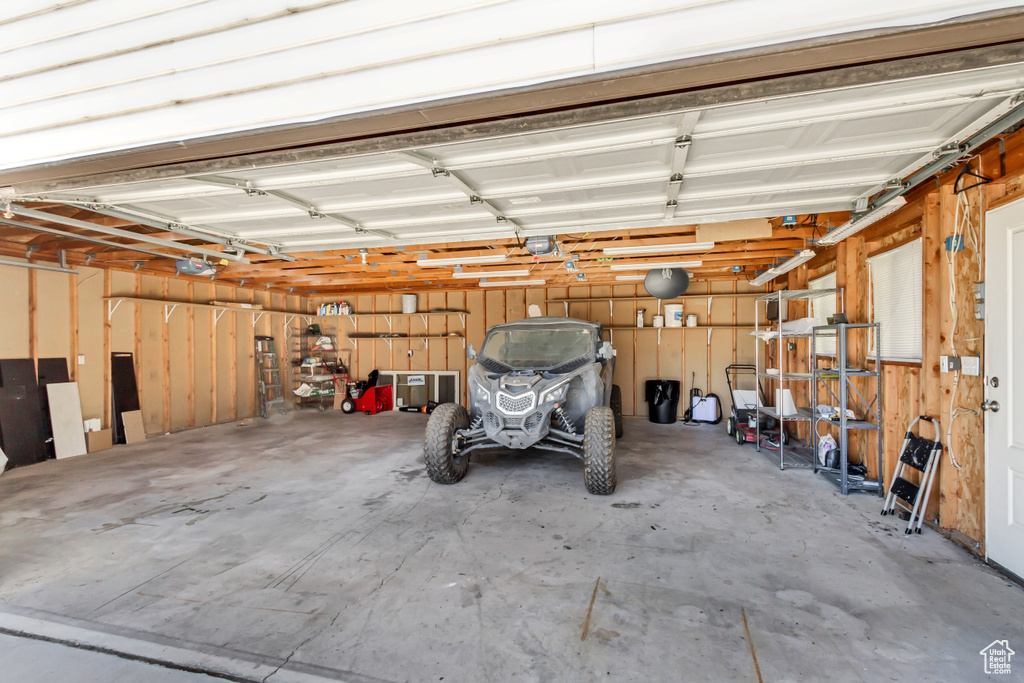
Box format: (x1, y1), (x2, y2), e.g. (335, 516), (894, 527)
(686, 314), (698, 327)
(653, 315), (664, 327)
(401, 294), (418, 314)
(664, 304), (684, 327)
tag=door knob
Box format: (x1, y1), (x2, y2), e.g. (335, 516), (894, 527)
(981, 400), (1000, 413)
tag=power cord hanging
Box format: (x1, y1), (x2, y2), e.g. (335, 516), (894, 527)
(944, 158), (985, 471)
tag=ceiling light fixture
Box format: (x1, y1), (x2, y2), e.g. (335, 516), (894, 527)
(608, 260), (702, 272)
(478, 279), (547, 288)
(417, 253), (508, 267)
(451, 269), (531, 279)
(603, 241), (714, 256)
(814, 197), (907, 246)
(749, 249), (817, 286)
(614, 275), (647, 281)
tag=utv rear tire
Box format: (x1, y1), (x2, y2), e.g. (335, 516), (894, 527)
(424, 403), (470, 485)
(610, 384), (624, 439)
(584, 406), (617, 495)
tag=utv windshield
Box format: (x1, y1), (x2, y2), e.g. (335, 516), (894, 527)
(480, 325), (595, 370)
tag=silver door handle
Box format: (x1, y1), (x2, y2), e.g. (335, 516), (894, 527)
(981, 400), (1000, 413)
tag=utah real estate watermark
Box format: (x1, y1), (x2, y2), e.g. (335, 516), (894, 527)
(980, 640), (1014, 675)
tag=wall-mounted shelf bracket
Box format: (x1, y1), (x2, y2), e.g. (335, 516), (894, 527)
(252, 311), (265, 327)
(107, 298), (124, 320)
(164, 303), (178, 323)
(213, 308), (228, 326)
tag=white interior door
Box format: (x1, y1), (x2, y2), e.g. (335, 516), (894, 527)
(985, 198), (1024, 579)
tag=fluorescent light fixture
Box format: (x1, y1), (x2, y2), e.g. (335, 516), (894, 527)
(608, 260), (702, 272)
(603, 241), (714, 256)
(479, 279), (546, 288)
(417, 253), (508, 267)
(614, 275), (647, 281)
(451, 269), (530, 279)
(750, 249), (817, 286)
(815, 196), (907, 246)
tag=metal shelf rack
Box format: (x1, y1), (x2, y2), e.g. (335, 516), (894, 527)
(753, 288), (843, 470)
(292, 332), (344, 412)
(811, 323), (885, 496)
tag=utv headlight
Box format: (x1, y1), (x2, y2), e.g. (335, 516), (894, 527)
(471, 378), (491, 403)
(540, 382), (570, 404)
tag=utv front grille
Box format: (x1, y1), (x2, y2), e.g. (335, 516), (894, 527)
(485, 411), (503, 432)
(496, 391), (536, 415)
(523, 411), (545, 433)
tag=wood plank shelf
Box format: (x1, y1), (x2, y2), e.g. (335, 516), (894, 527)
(103, 296), (313, 326)
(604, 325), (754, 330)
(335, 310), (468, 331)
(334, 311), (467, 318)
(346, 332), (465, 350)
(546, 293), (762, 303)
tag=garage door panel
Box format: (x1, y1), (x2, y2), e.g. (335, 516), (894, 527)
(693, 63), (1024, 134)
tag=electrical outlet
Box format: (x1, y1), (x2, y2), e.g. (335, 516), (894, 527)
(940, 356), (961, 373)
(975, 302), (985, 321)
(407, 349), (413, 358)
(77, 354), (86, 365)
(961, 356), (981, 376)
(974, 282), (985, 301)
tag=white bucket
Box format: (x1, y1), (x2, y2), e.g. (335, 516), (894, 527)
(652, 315), (664, 328)
(686, 314), (698, 327)
(401, 294), (418, 314)
(664, 304), (684, 327)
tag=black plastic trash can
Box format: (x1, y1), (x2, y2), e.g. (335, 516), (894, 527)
(645, 379), (680, 424)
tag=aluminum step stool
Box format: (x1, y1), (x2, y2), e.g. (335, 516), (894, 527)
(255, 335), (286, 419)
(881, 416), (942, 534)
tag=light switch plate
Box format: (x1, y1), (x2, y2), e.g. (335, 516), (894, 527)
(77, 354), (86, 365)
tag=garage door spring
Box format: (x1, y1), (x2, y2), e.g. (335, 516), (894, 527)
(554, 406), (576, 435)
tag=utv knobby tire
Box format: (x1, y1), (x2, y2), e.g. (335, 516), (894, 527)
(424, 403), (470, 485)
(610, 384), (624, 439)
(583, 406), (617, 495)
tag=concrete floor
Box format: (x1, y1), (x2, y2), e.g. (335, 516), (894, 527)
(0, 412), (1021, 683)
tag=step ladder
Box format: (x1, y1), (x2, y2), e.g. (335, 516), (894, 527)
(881, 416), (942, 534)
(255, 335), (286, 418)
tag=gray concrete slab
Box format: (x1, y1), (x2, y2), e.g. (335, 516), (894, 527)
(0, 412), (1021, 683)
(0, 633), (222, 683)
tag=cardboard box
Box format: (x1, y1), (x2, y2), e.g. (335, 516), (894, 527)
(121, 410), (146, 444)
(86, 429), (113, 453)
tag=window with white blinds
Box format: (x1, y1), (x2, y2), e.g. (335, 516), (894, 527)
(809, 272), (838, 356)
(867, 238), (922, 362)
